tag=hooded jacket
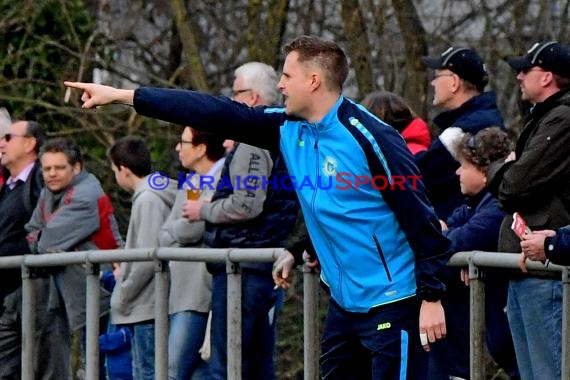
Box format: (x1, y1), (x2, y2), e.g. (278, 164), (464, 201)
(110, 175), (176, 324)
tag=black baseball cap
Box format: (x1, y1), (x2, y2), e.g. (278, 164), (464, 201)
(507, 41), (570, 78)
(422, 47), (489, 89)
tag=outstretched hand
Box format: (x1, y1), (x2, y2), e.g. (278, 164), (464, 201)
(64, 82), (135, 109)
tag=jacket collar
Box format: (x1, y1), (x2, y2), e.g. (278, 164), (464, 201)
(526, 87), (570, 123)
(465, 189), (489, 209)
(434, 91), (498, 130)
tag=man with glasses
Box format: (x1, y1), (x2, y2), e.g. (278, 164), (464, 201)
(418, 47), (504, 220)
(418, 47), (506, 379)
(486, 41), (570, 380)
(0, 120), (70, 379)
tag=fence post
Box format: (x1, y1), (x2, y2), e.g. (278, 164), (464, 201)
(154, 258), (169, 380)
(227, 251), (242, 380)
(21, 264), (35, 380)
(303, 264), (319, 380)
(561, 267), (570, 380)
(468, 257), (485, 380)
(85, 262), (100, 380)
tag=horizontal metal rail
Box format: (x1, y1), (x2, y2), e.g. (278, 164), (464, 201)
(1, 249), (568, 380)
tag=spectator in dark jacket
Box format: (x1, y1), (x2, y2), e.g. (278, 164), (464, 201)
(488, 41), (570, 380)
(434, 127), (519, 380)
(0, 120), (70, 379)
(418, 47), (504, 220)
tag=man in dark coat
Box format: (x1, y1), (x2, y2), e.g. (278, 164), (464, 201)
(0, 120), (69, 379)
(418, 47), (504, 221)
(489, 41), (570, 380)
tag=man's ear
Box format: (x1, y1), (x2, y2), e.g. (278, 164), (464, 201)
(540, 71), (554, 88)
(309, 72), (322, 92)
(119, 165), (134, 177)
(250, 91), (261, 105)
(72, 162), (82, 175)
(24, 137), (37, 154)
(451, 75), (462, 93)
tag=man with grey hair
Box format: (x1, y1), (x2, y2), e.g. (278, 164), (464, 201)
(181, 61), (298, 379)
(233, 61), (280, 104)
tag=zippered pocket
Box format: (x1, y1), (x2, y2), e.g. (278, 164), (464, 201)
(373, 234), (392, 281)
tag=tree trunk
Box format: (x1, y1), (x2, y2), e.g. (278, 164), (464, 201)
(391, 0), (428, 118)
(340, 0), (374, 100)
(168, 0), (209, 91)
(247, 0), (289, 68)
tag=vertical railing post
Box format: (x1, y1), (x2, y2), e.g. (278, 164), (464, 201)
(85, 262), (100, 380)
(468, 257), (485, 380)
(226, 250), (242, 380)
(561, 267), (570, 380)
(154, 258), (169, 380)
(21, 263), (35, 380)
(303, 264), (319, 380)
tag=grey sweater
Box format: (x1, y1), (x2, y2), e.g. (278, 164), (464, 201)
(160, 159), (224, 314)
(110, 175), (176, 324)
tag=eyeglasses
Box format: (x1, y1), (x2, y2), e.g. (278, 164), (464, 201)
(177, 139), (193, 146)
(1, 133), (30, 142)
(432, 73), (455, 80)
(232, 89), (251, 97)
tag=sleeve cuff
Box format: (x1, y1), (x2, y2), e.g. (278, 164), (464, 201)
(417, 287), (444, 302)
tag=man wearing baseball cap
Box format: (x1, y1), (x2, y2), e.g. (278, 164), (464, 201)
(418, 47), (504, 220)
(417, 47), (511, 380)
(487, 41), (570, 380)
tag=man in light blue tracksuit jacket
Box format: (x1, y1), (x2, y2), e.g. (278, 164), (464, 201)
(65, 35), (453, 380)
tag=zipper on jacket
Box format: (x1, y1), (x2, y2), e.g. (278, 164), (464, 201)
(373, 234), (392, 282)
(308, 124), (343, 304)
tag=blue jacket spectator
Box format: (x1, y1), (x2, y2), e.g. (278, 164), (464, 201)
(418, 47), (504, 220)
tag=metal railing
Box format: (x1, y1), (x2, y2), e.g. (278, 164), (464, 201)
(0, 249), (569, 380)
(448, 251), (570, 380)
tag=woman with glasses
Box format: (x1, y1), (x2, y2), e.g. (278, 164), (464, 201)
(159, 126), (225, 380)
